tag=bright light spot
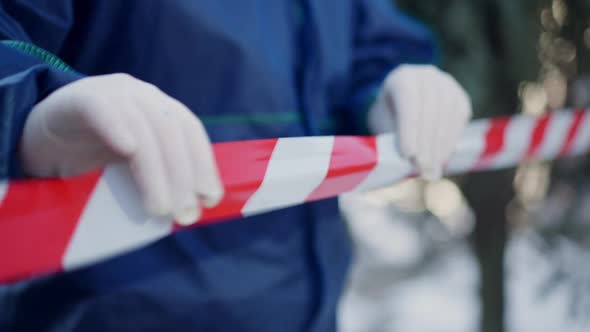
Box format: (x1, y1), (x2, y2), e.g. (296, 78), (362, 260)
(425, 179), (473, 237)
(543, 69), (568, 109)
(521, 82), (548, 115)
(552, 0), (568, 27)
(425, 179), (463, 218)
(540, 9), (556, 31)
(514, 163), (551, 207)
(364, 179), (426, 213)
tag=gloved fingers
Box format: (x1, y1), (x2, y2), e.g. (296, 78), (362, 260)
(173, 204), (202, 227)
(413, 78), (429, 177)
(176, 103), (224, 208)
(431, 100), (452, 179)
(79, 99), (137, 157)
(140, 96), (199, 225)
(415, 74), (442, 180)
(381, 65), (473, 181)
(438, 89), (472, 166)
(124, 105), (173, 217)
(367, 92), (396, 135)
(437, 113), (467, 172)
(386, 72), (421, 160)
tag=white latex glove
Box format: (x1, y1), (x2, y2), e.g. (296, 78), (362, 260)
(20, 73), (223, 225)
(368, 65), (472, 180)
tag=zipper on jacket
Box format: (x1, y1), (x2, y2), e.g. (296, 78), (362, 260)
(1, 40), (73, 72)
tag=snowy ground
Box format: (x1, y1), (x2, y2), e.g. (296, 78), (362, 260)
(506, 231), (590, 332)
(338, 190), (590, 332)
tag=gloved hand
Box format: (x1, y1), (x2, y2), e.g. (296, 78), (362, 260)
(20, 73), (223, 225)
(368, 65), (472, 180)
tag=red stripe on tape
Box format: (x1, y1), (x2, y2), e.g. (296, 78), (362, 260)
(525, 114), (551, 159)
(474, 117), (511, 169)
(1, 109), (590, 283)
(188, 139), (278, 227)
(306, 137), (378, 201)
(559, 109), (586, 157)
(0, 171), (101, 282)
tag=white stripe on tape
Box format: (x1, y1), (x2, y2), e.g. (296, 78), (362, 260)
(0, 181), (7, 205)
(570, 111), (590, 155)
(353, 134), (412, 192)
(536, 112), (572, 160)
(446, 120), (489, 174)
(241, 136), (334, 216)
(489, 116), (535, 169)
(63, 165), (173, 270)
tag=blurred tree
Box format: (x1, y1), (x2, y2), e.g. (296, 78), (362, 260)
(397, 0), (590, 331)
(395, 1), (544, 332)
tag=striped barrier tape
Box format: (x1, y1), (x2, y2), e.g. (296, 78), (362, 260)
(1, 109), (589, 283)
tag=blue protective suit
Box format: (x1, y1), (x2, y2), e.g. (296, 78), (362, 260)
(0, 1), (434, 331)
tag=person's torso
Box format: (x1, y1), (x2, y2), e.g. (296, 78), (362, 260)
(1, 1), (354, 331)
(60, 0), (356, 141)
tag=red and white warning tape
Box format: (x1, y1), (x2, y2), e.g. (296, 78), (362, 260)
(1, 109), (589, 283)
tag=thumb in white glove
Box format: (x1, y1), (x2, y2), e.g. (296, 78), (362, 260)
(20, 73), (223, 225)
(368, 65), (472, 180)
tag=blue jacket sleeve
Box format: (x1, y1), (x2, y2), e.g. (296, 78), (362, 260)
(0, 2), (83, 178)
(346, 0), (436, 134)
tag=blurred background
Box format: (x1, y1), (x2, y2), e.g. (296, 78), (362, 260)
(339, 1), (590, 331)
